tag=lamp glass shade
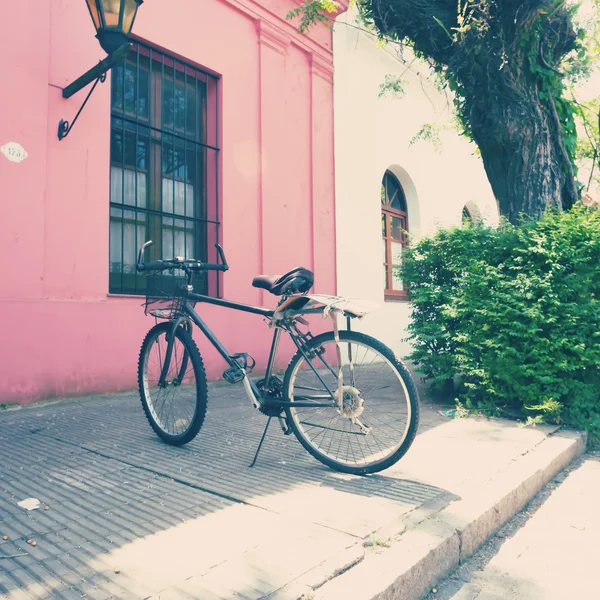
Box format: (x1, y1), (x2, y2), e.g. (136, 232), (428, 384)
(99, 0), (123, 29)
(85, 0), (102, 29)
(85, 0), (143, 54)
(121, 0), (140, 34)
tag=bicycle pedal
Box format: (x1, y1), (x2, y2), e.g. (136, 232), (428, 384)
(223, 367), (245, 384)
(231, 352), (256, 375)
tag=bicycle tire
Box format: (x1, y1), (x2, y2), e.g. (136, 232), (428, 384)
(138, 321), (208, 446)
(283, 330), (420, 475)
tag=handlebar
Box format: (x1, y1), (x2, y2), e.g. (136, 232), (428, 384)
(136, 241), (229, 273)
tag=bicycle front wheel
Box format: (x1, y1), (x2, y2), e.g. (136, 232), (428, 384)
(138, 322), (208, 446)
(283, 331), (419, 475)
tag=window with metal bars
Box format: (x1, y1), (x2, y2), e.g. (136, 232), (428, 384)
(109, 41), (220, 295)
(381, 170), (408, 299)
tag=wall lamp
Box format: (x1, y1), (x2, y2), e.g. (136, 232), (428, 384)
(58, 0), (144, 141)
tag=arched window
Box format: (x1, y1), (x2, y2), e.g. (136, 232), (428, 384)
(463, 202), (483, 225)
(462, 206), (472, 224)
(381, 170), (408, 298)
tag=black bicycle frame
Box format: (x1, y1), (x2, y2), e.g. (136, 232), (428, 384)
(160, 291), (336, 409)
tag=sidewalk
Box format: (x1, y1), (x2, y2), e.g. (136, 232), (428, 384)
(427, 449), (600, 599)
(0, 385), (585, 600)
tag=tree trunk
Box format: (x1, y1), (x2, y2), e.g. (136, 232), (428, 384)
(362, 0), (580, 223)
(469, 80), (578, 224)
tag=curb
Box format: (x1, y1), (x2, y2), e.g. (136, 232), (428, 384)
(310, 429), (586, 600)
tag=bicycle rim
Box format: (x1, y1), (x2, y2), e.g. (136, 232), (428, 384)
(142, 327), (199, 438)
(286, 335), (413, 470)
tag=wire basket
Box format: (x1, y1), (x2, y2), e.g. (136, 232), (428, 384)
(144, 268), (197, 320)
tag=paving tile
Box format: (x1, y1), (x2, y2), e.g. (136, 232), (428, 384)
(0, 388), (452, 599)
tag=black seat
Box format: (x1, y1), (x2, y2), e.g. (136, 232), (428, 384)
(252, 267), (314, 296)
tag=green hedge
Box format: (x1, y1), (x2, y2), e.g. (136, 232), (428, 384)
(400, 204), (600, 440)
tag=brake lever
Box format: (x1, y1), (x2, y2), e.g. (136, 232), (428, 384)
(137, 240), (153, 271)
(215, 243), (228, 268)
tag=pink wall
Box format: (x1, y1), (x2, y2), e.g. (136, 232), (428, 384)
(0, 0), (345, 404)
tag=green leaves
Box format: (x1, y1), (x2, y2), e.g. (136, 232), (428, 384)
(378, 75), (408, 99)
(286, 0), (340, 33)
(401, 205), (600, 441)
(409, 123), (444, 152)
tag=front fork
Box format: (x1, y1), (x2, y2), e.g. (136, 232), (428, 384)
(158, 317), (192, 387)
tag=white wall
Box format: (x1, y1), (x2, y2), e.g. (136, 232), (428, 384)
(333, 11), (499, 357)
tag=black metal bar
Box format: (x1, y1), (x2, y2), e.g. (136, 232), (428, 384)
(249, 417), (272, 468)
(347, 326), (356, 386)
(268, 401), (333, 408)
(62, 44), (131, 99)
(215, 224), (221, 298)
(172, 55), (176, 262)
(148, 46), (155, 268)
(195, 67), (200, 145)
(58, 73), (106, 141)
(119, 0), (125, 28)
(161, 52), (166, 262)
(115, 114), (221, 152)
(263, 328), (282, 389)
(187, 292), (274, 317)
(215, 76), (220, 298)
(183, 64), (188, 261)
(134, 44), (141, 295)
(314, 343), (343, 381)
(184, 303), (240, 368)
(120, 56), (126, 293)
(136, 39), (214, 80)
(158, 322), (177, 385)
(288, 329), (336, 400)
(96, 0), (107, 28)
(109, 204), (220, 225)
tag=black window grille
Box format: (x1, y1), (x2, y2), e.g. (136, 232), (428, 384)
(109, 41), (220, 295)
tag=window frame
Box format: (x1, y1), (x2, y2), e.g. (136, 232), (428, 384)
(381, 171), (408, 301)
(462, 206), (472, 224)
(108, 40), (221, 297)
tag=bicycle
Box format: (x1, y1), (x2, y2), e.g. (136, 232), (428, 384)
(136, 240), (420, 475)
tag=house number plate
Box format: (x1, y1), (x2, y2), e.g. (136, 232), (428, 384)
(1, 142), (28, 163)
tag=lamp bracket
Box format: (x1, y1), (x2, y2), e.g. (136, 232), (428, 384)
(58, 44), (131, 142)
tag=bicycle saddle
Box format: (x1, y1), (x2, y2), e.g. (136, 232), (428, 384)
(252, 267), (314, 296)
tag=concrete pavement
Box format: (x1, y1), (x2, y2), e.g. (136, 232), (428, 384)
(0, 384), (586, 600)
(425, 449), (600, 600)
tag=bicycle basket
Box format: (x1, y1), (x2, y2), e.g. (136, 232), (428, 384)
(144, 268), (198, 320)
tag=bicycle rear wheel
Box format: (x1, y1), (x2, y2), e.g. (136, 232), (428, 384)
(138, 321), (208, 445)
(283, 331), (419, 475)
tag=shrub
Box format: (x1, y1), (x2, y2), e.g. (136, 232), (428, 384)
(400, 204), (600, 440)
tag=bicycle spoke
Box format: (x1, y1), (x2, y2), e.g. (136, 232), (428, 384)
(288, 337), (413, 470)
(143, 330), (199, 437)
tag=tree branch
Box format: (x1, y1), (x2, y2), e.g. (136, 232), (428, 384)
(587, 148), (596, 192)
(365, 0), (458, 66)
(539, 38), (564, 75)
